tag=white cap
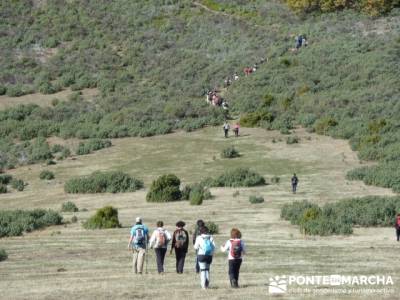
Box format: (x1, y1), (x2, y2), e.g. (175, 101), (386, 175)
(136, 217), (142, 223)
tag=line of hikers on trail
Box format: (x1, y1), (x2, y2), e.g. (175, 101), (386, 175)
(128, 218), (246, 289)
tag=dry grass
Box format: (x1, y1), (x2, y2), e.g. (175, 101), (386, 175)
(0, 127), (398, 299)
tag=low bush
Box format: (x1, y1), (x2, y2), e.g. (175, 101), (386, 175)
(61, 201), (79, 212)
(239, 110), (274, 127)
(0, 174), (12, 185)
(0, 209), (63, 237)
(64, 171), (143, 193)
(11, 179), (25, 191)
(146, 174), (182, 202)
(206, 221), (219, 234)
(286, 136), (299, 144)
(189, 185), (204, 205)
(0, 249), (7, 261)
(249, 195), (264, 204)
(221, 146), (240, 159)
(83, 206), (120, 229)
(281, 196), (400, 236)
(0, 184), (7, 193)
(71, 215), (78, 223)
(39, 170), (55, 180)
(202, 168), (265, 187)
(271, 176), (280, 184)
(76, 139), (112, 155)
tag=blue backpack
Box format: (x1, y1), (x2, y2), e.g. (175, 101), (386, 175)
(134, 226), (146, 247)
(203, 237), (214, 256)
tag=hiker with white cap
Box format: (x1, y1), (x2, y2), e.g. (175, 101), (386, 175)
(128, 217), (149, 274)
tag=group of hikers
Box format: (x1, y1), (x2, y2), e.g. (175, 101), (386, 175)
(128, 218), (246, 289)
(222, 121), (240, 138)
(292, 34), (308, 51)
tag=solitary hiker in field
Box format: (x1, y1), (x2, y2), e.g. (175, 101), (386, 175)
(149, 221), (172, 274)
(394, 214), (400, 241)
(128, 217), (149, 274)
(170, 221), (189, 274)
(221, 228), (246, 288)
(223, 122), (230, 138)
(291, 173), (299, 194)
(194, 226), (216, 289)
(193, 219), (205, 273)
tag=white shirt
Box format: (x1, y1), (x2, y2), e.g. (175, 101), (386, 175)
(194, 234), (216, 255)
(149, 227), (172, 249)
(221, 239), (246, 260)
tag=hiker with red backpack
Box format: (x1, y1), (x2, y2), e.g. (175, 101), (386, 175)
(170, 221), (189, 274)
(220, 228), (246, 288)
(149, 221), (172, 274)
(194, 226), (216, 289)
(395, 214), (400, 241)
(128, 217), (149, 274)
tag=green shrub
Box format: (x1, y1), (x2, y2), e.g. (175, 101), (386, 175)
(189, 185), (204, 205)
(0, 174), (12, 185)
(314, 117), (338, 135)
(202, 168), (265, 187)
(0, 209), (63, 237)
(11, 179), (25, 191)
(240, 110), (274, 127)
(61, 201), (78, 212)
(286, 136), (299, 144)
(0, 184), (7, 194)
(40, 170), (55, 180)
(71, 215), (78, 223)
(205, 221), (219, 234)
(271, 176), (280, 184)
(249, 195), (264, 204)
(64, 171), (143, 194)
(46, 160), (56, 165)
(221, 146), (240, 159)
(76, 139), (112, 155)
(0, 249), (7, 261)
(83, 206), (120, 229)
(146, 174), (182, 202)
(0, 86), (6, 96)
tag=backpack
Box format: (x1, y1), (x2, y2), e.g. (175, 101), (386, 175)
(134, 226), (145, 246)
(396, 217), (400, 227)
(230, 239), (242, 259)
(175, 229), (187, 249)
(202, 237), (214, 256)
(156, 229), (166, 247)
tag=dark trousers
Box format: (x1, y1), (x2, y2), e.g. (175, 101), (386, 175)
(175, 249), (186, 273)
(234, 129), (239, 137)
(229, 259), (242, 286)
(292, 183), (297, 193)
(155, 248), (167, 273)
(195, 255), (200, 273)
(396, 228), (400, 241)
(224, 129), (228, 138)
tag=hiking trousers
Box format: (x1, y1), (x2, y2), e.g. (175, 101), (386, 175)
(132, 248), (146, 274)
(198, 255), (213, 289)
(155, 248), (167, 273)
(396, 228), (400, 241)
(292, 183), (297, 193)
(175, 249), (186, 273)
(228, 258), (242, 287)
(224, 129), (229, 138)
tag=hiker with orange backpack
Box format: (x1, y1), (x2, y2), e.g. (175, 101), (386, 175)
(220, 228), (246, 288)
(150, 221), (172, 274)
(170, 221), (189, 273)
(395, 214), (400, 241)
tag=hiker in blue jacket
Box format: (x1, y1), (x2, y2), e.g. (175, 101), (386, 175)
(194, 226), (216, 289)
(128, 217), (149, 274)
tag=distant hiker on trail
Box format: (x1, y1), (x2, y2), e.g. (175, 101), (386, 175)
(170, 221), (189, 274)
(224, 77), (231, 87)
(302, 35), (308, 47)
(220, 228), (246, 288)
(295, 35), (303, 50)
(244, 67), (253, 76)
(252, 63), (258, 72)
(234, 72), (239, 81)
(223, 122), (230, 138)
(222, 100), (229, 110)
(233, 123), (240, 137)
(128, 217), (149, 274)
(194, 226), (216, 289)
(291, 173), (299, 194)
(395, 214), (400, 241)
(193, 219), (205, 273)
(149, 221), (172, 274)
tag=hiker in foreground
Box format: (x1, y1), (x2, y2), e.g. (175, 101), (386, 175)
(193, 219), (205, 273)
(150, 221), (172, 274)
(194, 226), (216, 289)
(221, 228), (246, 288)
(291, 173), (299, 194)
(395, 214), (400, 241)
(128, 217), (149, 274)
(223, 122), (230, 138)
(170, 221), (189, 274)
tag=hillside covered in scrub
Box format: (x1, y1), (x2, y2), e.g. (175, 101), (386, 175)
(0, 0), (400, 190)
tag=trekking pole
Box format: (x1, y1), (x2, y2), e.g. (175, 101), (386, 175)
(145, 235), (149, 274)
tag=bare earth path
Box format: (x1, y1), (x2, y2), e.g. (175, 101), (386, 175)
(0, 127), (398, 299)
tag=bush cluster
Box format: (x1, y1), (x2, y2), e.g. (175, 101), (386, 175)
(76, 139), (112, 155)
(11, 179), (25, 191)
(146, 174), (182, 202)
(249, 195), (265, 204)
(202, 168), (265, 188)
(39, 170), (55, 180)
(61, 201), (79, 212)
(281, 196), (400, 235)
(83, 206), (120, 229)
(0, 209), (63, 237)
(0, 249), (7, 261)
(64, 171), (143, 194)
(205, 221), (219, 234)
(221, 146), (240, 159)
